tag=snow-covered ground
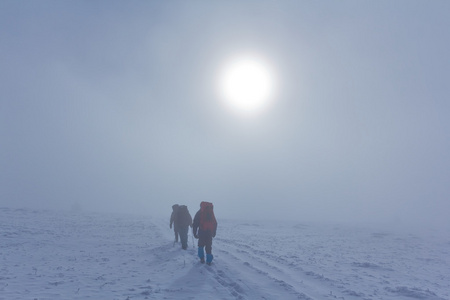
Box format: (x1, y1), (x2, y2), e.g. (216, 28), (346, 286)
(0, 207), (448, 300)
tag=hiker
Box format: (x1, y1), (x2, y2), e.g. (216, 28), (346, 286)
(192, 201), (217, 265)
(176, 205), (193, 250)
(170, 204), (179, 243)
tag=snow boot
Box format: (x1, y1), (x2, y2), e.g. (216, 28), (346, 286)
(198, 247), (205, 263)
(206, 254), (213, 265)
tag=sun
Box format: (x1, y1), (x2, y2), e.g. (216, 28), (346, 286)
(218, 55), (276, 115)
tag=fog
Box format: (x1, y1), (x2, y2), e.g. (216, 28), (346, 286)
(1, 1), (449, 230)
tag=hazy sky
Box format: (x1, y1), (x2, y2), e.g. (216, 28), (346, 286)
(1, 1), (449, 229)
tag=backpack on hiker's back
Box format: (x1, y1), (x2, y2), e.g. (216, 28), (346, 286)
(199, 201), (216, 233)
(176, 205), (192, 227)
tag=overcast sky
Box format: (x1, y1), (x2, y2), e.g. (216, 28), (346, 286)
(1, 1), (449, 229)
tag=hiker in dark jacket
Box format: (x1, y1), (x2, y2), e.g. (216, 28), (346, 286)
(176, 205), (193, 250)
(192, 202), (217, 265)
(170, 204), (179, 242)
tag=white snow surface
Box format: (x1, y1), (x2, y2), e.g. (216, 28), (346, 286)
(0, 207), (449, 300)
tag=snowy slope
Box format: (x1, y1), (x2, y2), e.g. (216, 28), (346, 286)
(0, 208), (448, 300)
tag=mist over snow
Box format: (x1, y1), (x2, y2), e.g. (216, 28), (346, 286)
(1, 0), (450, 233)
(1, 208), (449, 300)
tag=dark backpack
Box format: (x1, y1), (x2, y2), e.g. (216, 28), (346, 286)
(177, 205), (192, 227)
(199, 201), (216, 231)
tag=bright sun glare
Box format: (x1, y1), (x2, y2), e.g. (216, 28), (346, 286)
(218, 55), (275, 115)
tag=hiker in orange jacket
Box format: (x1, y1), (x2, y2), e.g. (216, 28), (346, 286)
(192, 202), (217, 265)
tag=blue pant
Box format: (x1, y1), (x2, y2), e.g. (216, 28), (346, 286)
(197, 230), (214, 263)
(198, 247), (213, 264)
(197, 231), (213, 254)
